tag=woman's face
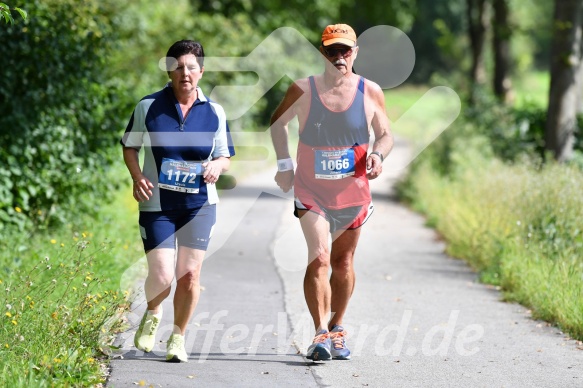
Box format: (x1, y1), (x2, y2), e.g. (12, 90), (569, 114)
(169, 54), (204, 94)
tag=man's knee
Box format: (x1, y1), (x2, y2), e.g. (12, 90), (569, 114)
(331, 253), (355, 273)
(307, 250), (331, 272)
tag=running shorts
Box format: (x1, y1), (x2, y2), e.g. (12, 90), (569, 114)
(294, 198), (374, 233)
(138, 204), (216, 252)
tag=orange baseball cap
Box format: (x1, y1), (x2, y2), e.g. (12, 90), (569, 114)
(321, 23), (356, 47)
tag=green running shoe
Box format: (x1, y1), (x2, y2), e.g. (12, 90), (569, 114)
(134, 310), (161, 352)
(166, 333), (188, 363)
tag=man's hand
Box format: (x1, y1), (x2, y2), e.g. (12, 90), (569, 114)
(366, 153), (383, 180)
(275, 170), (295, 192)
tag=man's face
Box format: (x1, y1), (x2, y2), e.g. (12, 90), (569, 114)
(169, 54), (204, 93)
(320, 44), (358, 75)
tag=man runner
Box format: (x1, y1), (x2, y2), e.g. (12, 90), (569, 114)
(270, 23), (393, 360)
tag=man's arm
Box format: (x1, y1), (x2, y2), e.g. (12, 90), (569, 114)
(366, 81), (394, 180)
(270, 81), (304, 192)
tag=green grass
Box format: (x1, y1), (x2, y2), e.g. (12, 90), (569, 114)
(385, 84), (429, 123)
(0, 171), (142, 386)
(513, 70), (549, 109)
(401, 158), (583, 339)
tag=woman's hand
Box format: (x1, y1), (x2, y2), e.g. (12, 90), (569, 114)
(133, 176), (154, 202)
(203, 157), (230, 184)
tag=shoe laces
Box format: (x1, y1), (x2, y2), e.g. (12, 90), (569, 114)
(330, 330), (347, 349)
(168, 335), (185, 350)
(144, 315), (160, 335)
(312, 332), (330, 344)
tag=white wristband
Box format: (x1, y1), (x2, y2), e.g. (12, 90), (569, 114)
(277, 158), (294, 172)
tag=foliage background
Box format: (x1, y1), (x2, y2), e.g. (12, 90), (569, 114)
(0, 0), (556, 235)
(0, 0), (131, 233)
(0, 0), (582, 385)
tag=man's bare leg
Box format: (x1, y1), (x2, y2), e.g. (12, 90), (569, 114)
(328, 228), (360, 329)
(298, 209), (332, 331)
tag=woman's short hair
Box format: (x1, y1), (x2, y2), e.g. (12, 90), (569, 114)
(166, 40), (205, 68)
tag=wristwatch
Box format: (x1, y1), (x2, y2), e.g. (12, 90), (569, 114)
(370, 151), (384, 163)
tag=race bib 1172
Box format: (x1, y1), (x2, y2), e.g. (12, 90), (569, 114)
(158, 158), (202, 193)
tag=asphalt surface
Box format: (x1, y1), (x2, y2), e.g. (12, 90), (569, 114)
(107, 139), (583, 387)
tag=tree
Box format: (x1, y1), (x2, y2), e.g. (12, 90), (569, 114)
(577, 29), (583, 113)
(467, 0), (488, 101)
(0, 3), (26, 24)
(492, 0), (513, 103)
(545, 0), (583, 162)
(407, 0), (466, 83)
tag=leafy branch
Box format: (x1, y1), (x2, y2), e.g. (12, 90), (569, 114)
(0, 3), (27, 24)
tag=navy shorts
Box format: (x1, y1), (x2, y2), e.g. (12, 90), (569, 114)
(138, 204), (216, 252)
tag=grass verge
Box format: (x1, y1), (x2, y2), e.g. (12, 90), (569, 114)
(0, 177), (143, 386)
(400, 158), (583, 340)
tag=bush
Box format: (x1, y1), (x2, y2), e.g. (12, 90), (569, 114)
(0, 0), (133, 233)
(419, 89), (583, 183)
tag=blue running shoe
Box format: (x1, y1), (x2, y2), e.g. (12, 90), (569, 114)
(330, 325), (351, 360)
(306, 329), (332, 361)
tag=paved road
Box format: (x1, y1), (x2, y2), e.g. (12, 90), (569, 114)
(107, 139), (582, 387)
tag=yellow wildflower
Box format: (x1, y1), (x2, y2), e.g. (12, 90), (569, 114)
(5, 312), (11, 318)
(60, 243), (64, 247)
(53, 358), (61, 363)
(15, 207), (22, 213)
(4, 344), (8, 349)
(11, 320), (17, 325)
(51, 312), (58, 320)
(50, 239), (56, 244)
(101, 306), (106, 311)
(87, 357), (95, 363)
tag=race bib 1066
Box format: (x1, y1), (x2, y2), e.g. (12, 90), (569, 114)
(314, 148), (355, 180)
(158, 158), (202, 193)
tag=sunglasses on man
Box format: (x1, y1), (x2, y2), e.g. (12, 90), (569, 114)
(322, 45), (355, 58)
